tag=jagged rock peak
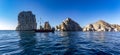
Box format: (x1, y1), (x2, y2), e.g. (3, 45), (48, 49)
(64, 17), (76, 22)
(66, 17), (72, 21)
(95, 20), (109, 25)
(56, 18), (82, 31)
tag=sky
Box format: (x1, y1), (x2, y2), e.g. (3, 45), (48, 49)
(0, 0), (120, 30)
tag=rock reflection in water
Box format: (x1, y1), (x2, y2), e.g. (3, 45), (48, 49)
(35, 32), (54, 55)
(86, 32), (105, 42)
(18, 31), (38, 55)
(0, 31), (119, 55)
(59, 32), (79, 55)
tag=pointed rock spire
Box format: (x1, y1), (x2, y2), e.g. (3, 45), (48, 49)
(44, 22), (52, 30)
(56, 18), (82, 31)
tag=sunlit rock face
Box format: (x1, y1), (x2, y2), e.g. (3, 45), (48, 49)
(44, 22), (51, 30)
(93, 20), (113, 31)
(16, 11), (37, 31)
(56, 18), (82, 31)
(83, 20), (113, 32)
(83, 24), (95, 31)
(111, 24), (120, 31)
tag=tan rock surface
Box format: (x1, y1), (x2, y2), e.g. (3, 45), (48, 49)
(56, 18), (82, 31)
(83, 20), (113, 32)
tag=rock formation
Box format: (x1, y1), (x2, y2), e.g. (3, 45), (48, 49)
(56, 18), (82, 31)
(83, 24), (95, 31)
(44, 22), (52, 30)
(16, 11), (37, 31)
(83, 20), (120, 32)
(111, 24), (120, 31)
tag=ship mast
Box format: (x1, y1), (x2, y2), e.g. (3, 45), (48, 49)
(39, 18), (42, 29)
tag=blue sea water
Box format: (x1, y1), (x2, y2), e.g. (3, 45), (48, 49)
(0, 30), (120, 55)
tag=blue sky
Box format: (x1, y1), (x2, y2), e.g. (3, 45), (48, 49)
(0, 0), (120, 30)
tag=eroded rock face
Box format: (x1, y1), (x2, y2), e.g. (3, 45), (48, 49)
(56, 18), (82, 31)
(111, 24), (120, 31)
(83, 20), (113, 32)
(16, 11), (37, 31)
(83, 24), (95, 31)
(44, 22), (51, 30)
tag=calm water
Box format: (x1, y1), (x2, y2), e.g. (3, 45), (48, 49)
(0, 31), (120, 55)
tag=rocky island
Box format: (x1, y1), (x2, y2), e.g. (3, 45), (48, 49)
(16, 11), (37, 31)
(16, 11), (54, 32)
(39, 21), (53, 30)
(56, 18), (82, 31)
(83, 20), (120, 32)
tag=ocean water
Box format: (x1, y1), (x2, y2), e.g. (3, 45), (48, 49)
(0, 31), (120, 55)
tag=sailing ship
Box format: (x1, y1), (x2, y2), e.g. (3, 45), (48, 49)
(34, 18), (55, 32)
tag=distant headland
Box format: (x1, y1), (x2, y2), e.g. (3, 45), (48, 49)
(16, 11), (120, 32)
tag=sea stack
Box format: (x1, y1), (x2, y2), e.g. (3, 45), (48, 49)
(56, 18), (82, 31)
(16, 11), (37, 31)
(44, 22), (52, 30)
(83, 20), (114, 32)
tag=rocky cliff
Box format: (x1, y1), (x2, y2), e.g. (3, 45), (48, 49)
(44, 22), (52, 30)
(111, 24), (120, 31)
(16, 11), (37, 31)
(56, 18), (82, 31)
(83, 20), (120, 32)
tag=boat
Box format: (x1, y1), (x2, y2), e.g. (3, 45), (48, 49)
(34, 18), (55, 32)
(34, 29), (54, 32)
